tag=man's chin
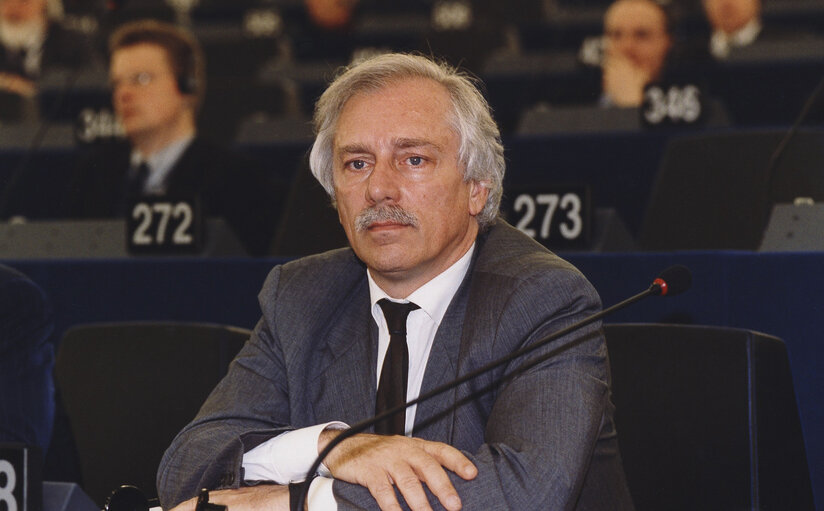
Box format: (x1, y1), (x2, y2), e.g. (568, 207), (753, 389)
(121, 122), (142, 138)
(352, 238), (415, 269)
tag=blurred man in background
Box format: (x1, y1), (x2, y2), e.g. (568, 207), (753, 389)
(702, 0), (761, 58)
(600, 0), (672, 107)
(0, 0), (98, 116)
(67, 19), (284, 256)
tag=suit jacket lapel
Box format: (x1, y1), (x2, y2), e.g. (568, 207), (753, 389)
(413, 268), (473, 441)
(411, 229), (494, 443)
(163, 138), (202, 195)
(307, 284), (378, 427)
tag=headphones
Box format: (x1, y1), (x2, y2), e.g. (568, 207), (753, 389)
(177, 73), (198, 96)
(175, 44), (199, 96)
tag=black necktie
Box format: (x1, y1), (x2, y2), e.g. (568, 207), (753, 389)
(375, 299), (419, 435)
(128, 162), (150, 198)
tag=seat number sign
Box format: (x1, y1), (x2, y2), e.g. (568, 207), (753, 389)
(504, 185), (591, 250)
(0, 445), (40, 511)
(127, 197), (202, 255)
(642, 84), (704, 126)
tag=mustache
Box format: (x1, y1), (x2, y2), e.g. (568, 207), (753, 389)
(355, 205), (419, 232)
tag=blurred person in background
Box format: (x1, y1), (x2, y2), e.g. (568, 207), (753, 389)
(600, 0), (673, 107)
(284, 0), (361, 63)
(67, 19), (284, 256)
(304, 0), (358, 31)
(0, 0), (98, 111)
(702, 0), (761, 58)
(0, 263), (54, 456)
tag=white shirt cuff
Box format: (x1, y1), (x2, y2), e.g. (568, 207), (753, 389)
(307, 477), (336, 511)
(242, 422), (347, 483)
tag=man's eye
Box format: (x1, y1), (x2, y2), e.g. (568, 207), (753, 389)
(135, 72), (153, 86)
(407, 156), (423, 166)
(349, 160), (366, 170)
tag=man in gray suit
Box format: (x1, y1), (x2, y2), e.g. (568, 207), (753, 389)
(157, 53), (633, 511)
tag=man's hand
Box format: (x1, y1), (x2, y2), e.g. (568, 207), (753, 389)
(602, 53), (649, 107)
(169, 485), (290, 511)
(320, 431), (478, 511)
(0, 72), (36, 97)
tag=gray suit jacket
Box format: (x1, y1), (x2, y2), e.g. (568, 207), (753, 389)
(157, 221), (633, 510)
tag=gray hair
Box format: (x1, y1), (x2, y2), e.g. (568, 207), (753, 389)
(308, 53), (505, 229)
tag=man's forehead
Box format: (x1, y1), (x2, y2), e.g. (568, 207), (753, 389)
(332, 79), (457, 152)
(111, 43), (171, 71)
(336, 137), (444, 154)
(341, 76), (451, 112)
(606, 0), (665, 28)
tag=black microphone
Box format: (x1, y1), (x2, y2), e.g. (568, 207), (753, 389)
(650, 264), (691, 297)
(294, 265), (692, 510)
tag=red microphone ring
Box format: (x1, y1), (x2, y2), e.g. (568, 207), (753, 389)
(653, 278), (668, 296)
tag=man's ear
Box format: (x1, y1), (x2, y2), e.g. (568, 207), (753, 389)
(468, 180), (490, 217)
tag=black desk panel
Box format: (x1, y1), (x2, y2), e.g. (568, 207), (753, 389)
(503, 131), (672, 235)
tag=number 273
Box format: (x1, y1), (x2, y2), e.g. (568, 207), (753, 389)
(514, 193), (583, 240)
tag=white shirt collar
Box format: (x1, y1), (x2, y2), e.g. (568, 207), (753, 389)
(710, 18), (762, 58)
(0, 19), (46, 52)
(367, 242), (476, 326)
(130, 134), (195, 194)
(0, 19), (47, 76)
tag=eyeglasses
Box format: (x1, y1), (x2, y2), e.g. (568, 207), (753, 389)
(110, 71), (164, 90)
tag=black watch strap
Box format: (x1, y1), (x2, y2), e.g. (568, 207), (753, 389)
(288, 476), (317, 511)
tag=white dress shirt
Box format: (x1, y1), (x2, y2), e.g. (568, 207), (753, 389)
(0, 19), (46, 77)
(710, 18), (762, 59)
(242, 243), (476, 509)
(129, 135), (194, 195)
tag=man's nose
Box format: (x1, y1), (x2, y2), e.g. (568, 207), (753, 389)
(365, 159), (400, 204)
(614, 36), (635, 56)
(113, 82), (134, 102)
(112, 88), (125, 106)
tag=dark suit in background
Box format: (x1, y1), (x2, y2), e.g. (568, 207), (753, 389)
(0, 22), (99, 80)
(157, 221), (633, 510)
(0, 263), (55, 454)
(0, 21), (101, 121)
(66, 137), (286, 256)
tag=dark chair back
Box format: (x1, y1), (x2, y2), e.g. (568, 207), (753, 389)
(54, 322), (249, 506)
(604, 323), (814, 510)
(639, 129), (824, 250)
(269, 162), (349, 257)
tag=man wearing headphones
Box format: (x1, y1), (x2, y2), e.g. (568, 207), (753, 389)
(67, 20), (282, 256)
